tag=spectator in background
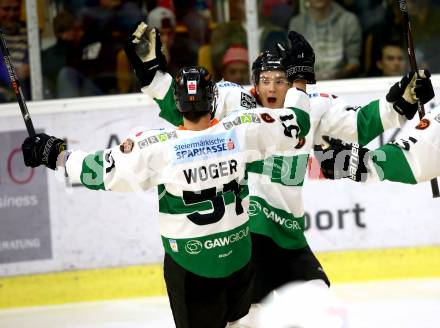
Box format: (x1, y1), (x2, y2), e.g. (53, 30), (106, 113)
(262, 0), (299, 30)
(220, 45), (250, 85)
(362, 0), (404, 77)
(117, 2), (203, 93)
(148, 5), (176, 63)
(116, 4), (179, 93)
(406, 0), (440, 73)
(0, 60), (13, 102)
(78, 0), (144, 45)
(210, 0), (286, 81)
(170, 0), (210, 69)
(374, 40), (406, 77)
(148, 4), (194, 77)
(336, 0), (385, 32)
(288, 0), (362, 80)
(177, 0), (210, 48)
(74, 0), (143, 95)
(61, 0), (89, 15)
(41, 10), (85, 98)
(0, 0), (30, 102)
(365, 0), (440, 75)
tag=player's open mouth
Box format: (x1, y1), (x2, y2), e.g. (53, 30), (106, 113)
(267, 97), (277, 103)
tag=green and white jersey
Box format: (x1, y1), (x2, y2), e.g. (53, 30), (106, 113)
(367, 105), (440, 184)
(142, 72), (405, 249)
(247, 91), (406, 249)
(308, 92), (405, 146)
(65, 103), (311, 278)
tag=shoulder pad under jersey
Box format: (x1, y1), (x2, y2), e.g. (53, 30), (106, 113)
(214, 81), (257, 120)
(308, 92), (336, 118)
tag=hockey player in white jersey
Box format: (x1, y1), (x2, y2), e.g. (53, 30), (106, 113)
(21, 66), (312, 328)
(367, 104), (440, 184)
(124, 24), (329, 306)
(247, 33), (434, 304)
(126, 18), (434, 284)
(123, 22), (435, 323)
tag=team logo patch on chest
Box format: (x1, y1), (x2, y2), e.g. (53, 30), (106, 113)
(173, 131), (239, 163)
(240, 92), (257, 109)
(223, 113), (261, 130)
(138, 131), (178, 149)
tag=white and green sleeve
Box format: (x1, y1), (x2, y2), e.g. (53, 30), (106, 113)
(311, 93), (405, 146)
(141, 71), (184, 126)
(367, 106), (440, 184)
(65, 130), (172, 191)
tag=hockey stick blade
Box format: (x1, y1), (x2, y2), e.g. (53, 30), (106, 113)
(397, 0), (439, 198)
(0, 29), (36, 136)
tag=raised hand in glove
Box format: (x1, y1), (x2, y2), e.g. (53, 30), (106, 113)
(22, 133), (66, 170)
(275, 31), (316, 84)
(386, 70), (435, 120)
(314, 136), (370, 182)
(124, 21), (167, 86)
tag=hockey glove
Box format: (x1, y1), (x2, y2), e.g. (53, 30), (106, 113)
(314, 136), (370, 182)
(275, 31), (316, 84)
(22, 133), (66, 170)
(413, 70), (435, 105)
(124, 21), (167, 86)
(386, 70), (434, 120)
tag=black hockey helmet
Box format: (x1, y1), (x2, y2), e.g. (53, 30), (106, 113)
(173, 66), (215, 114)
(252, 50), (285, 84)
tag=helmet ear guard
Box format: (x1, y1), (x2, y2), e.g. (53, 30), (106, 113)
(173, 66), (215, 116)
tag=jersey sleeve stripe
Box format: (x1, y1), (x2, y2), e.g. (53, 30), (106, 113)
(356, 100), (384, 146)
(246, 154), (309, 187)
(370, 144), (417, 184)
(80, 151), (106, 190)
(155, 83), (184, 126)
(286, 107), (311, 138)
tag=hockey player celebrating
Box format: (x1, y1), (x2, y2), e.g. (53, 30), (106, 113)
(123, 21), (435, 320)
(21, 66), (312, 328)
(124, 22), (257, 128)
(315, 89), (438, 185)
(247, 34), (433, 306)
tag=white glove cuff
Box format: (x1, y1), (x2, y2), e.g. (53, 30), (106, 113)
(141, 71), (172, 100)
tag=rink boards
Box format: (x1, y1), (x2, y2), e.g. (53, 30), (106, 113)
(0, 246), (439, 308)
(0, 77), (439, 307)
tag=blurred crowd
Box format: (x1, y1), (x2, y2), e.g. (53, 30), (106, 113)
(1, 0), (440, 103)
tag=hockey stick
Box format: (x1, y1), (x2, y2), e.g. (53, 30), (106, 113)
(397, 0), (440, 198)
(0, 29), (36, 136)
